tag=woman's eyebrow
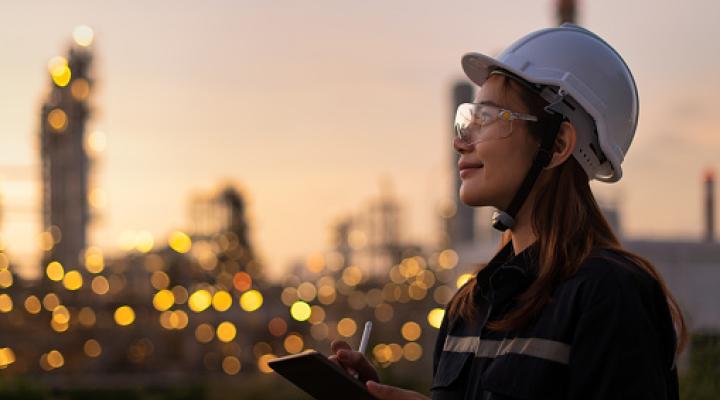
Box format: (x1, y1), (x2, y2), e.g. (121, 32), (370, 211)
(477, 100), (502, 107)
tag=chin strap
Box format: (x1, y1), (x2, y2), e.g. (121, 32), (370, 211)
(492, 91), (568, 232)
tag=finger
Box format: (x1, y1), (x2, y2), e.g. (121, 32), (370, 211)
(329, 353), (359, 377)
(366, 381), (426, 400)
(331, 340), (352, 354)
(338, 350), (379, 382)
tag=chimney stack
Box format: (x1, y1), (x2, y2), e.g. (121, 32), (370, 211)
(704, 169), (715, 242)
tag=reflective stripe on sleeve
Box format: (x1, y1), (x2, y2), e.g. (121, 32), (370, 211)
(443, 335), (571, 364)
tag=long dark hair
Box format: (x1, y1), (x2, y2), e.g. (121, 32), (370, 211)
(447, 74), (688, 355)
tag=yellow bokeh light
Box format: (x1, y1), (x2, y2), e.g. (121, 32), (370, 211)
(337, 318), (357, 337)
(399, 258), (421, 278)
(222, 356), (241, 375)
(159, 311), (173, 330)
(216, 321), (237, 343)
(438, 249), (459, 269)
(0, 270), (12, 288)
(403, 342), (423, 361)
(290, 301), (311, 322)
(168, 231), (192, 254)
(24, 295), (42, 314)
(153, 289), (175, 311)
(49, 62), (71, 87)
(50, 319), (68, 333)
(408, 282), (428, 301)
(84, 339), (102, 358)
(456, 273), (473, 289)
(212, 290), (232, 312)
(427, 308), (445, 329)
(169, 310), (189, 329)
(46, 261), (64, 281)
(283, 334), (304, 354)
(401, 321), (422, 341)
(150, 271), (170, 290)
(42, 293), (60, 311)
(47, 350), (65, 369)
(188, 289), (212, 312)
(239, 289), (263, 312)
(84, 247), (105, 273)
(71, 78), (90, 101)
(91, 276), (109, 295)
(114, 305), (136, 326)
(47, 108), (68, 131)
(0, 253), (8, 270)
(63, 270), (83, 290)
(195, 323), (215, 343)
(52, 305), (70, 324)
(0, 294), (12, 313)
(0, 347), (16, 368)
(73, 25), (94, 47)
(388, 343), (403, 362)
(258, 354), (276, 374)
(39, 231), (54, 251)
(373, 344), (392, 363)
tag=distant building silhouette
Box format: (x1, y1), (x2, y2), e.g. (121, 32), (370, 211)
(39, 41), (94, 270)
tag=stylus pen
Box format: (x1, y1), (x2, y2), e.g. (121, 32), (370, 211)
(358, 321), (372, 355)
(351, 321), (372, 379)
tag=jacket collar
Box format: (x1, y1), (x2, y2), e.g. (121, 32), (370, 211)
(473, 240), (539, 297)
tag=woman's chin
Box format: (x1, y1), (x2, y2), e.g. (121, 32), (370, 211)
(459, 191), (491, 208)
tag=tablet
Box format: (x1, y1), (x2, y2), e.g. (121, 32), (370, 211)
(268, 350), (376, 399)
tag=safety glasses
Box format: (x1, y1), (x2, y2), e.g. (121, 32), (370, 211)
(454, 103), (538, 145)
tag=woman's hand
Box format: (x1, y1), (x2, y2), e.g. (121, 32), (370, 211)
(329, 340), (429, 399)
(328, 340), (379, 383)
(365, 381), (431, 400)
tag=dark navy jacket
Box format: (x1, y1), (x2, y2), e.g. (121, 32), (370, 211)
(431, 242), (679, 399)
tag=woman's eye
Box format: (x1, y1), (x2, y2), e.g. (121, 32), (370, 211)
(478, 111), (493, 124)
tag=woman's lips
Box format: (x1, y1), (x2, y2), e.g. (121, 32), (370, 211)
(459, 166), (482, 178)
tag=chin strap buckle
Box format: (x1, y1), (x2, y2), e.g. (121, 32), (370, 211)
(492, 210), (516, 231)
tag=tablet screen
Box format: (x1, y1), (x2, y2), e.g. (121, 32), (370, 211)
(268, 350), (376, 400)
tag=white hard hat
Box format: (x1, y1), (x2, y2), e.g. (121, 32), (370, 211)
(461, 23), (638, 182)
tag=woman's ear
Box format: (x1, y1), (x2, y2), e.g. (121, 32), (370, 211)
(546, 120), (577, 169)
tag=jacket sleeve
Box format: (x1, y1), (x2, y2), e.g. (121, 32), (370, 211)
(566, 264), (678, 400)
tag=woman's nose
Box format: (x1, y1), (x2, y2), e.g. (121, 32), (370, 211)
(452, 136), (473, 153)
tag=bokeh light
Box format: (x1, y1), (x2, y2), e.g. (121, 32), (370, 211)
(427, 308), (445, 329)
(46, 261), (64, 281)
(168, 231), (192, 253)
(216, 321), (237, 342)
(114, 306), (136, 326)
(290, 301), (311, 321)
(212, 290), (232, 312)
(239, 289), (263, 312)
(188, 289), (212, 312)
(63, 270), (83, 290)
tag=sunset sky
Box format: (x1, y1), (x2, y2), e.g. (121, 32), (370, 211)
(1, 0), (719, 280)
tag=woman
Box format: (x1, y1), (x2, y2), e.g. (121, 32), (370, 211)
(330, 24), (687, 399)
